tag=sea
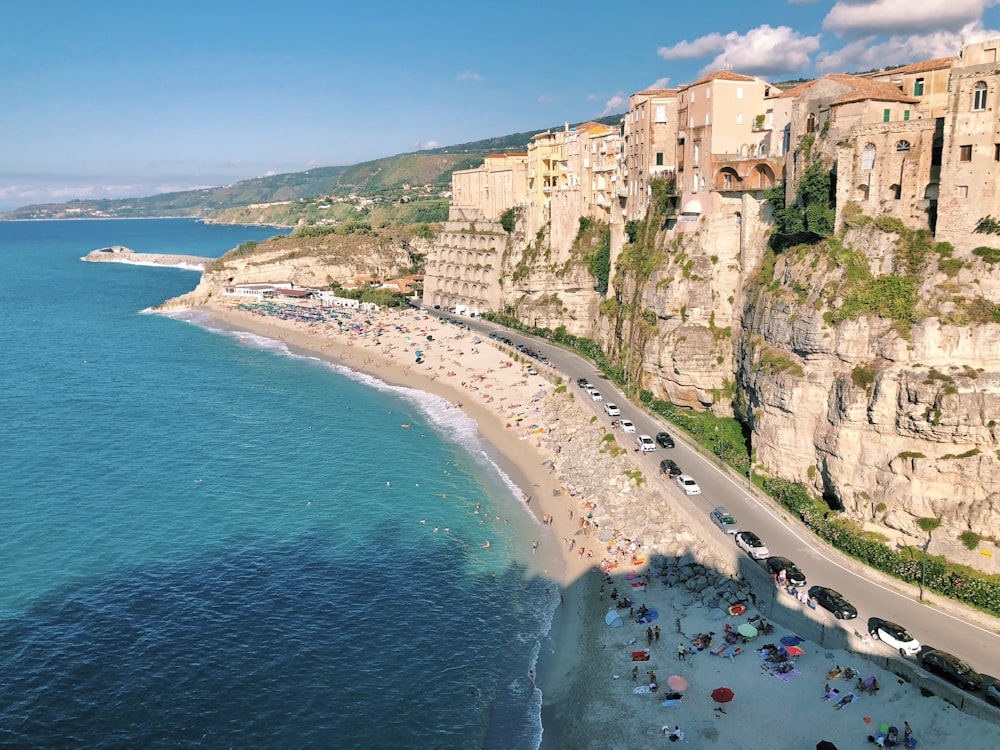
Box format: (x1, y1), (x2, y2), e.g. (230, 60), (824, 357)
(0, 219), (562, 749)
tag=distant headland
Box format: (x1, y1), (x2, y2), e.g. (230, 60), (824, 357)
(82, 245), (214, 271)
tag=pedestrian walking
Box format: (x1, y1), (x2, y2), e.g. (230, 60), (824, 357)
(654, 625), (661, 642)
(632, 665), (639, 682)
(646, 627), (654, 645)
(677, 643), (686, 661)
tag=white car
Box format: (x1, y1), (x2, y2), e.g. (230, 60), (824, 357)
(604, 403), (621, 417)
(619, 419), (636, 433)
(590, 390), (603, 402)
(636, 434), (656, 452)
(734, 531), (769, 560)
(675, 474), (701, 494)
(869, 618), (921, 656)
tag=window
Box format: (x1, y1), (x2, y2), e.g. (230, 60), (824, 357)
(705, 113), (711, 126)
(958, 185), (968, 198)
(694, 143), (700, 167)
(655, 105), (666, 123)
(913, 78), (925, 96)
(896, 140), (911, 152)
(960, 145), (972, 161)
(736, 87), (744, 100)
(861, 144), (876, 170)
(995, 144), (1000, 161)
(700, 176), (706, 192)
(736, 111), (743, 125)
(690, 116), (694, 128)
(883, 109), (891, 122)
(974, 81), (987, 111)
(656, 152), (663, 166)
(706, 88), (711, 100)
(903, 110), (910, 121)
(806, 113), (816, 133)
(690, 91), (696, 103)
(891, 183), (902, 200)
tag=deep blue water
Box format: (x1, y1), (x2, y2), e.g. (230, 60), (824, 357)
(0, 219), (557, 749)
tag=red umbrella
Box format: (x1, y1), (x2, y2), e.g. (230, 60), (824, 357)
(667, 675), (688, 691)
(785, 645), (806, 657)
(711, 686), (735, 703)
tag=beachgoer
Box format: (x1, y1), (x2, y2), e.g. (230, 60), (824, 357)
(654, 625), (660, 642)
(678, 643), (686, 661)
(646, 627), (654, 645)
(632, 665), (639, 682)
(531, 540), (538, 554)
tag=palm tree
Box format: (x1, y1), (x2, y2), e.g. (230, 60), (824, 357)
(916, 517), (942, 601)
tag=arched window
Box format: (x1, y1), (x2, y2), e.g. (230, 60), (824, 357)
(806, 113), (816, 133)
(974, 81), (988, 111)
(891, 183), (902, 200)
(861, 144), (876, 170)
(896, 140), (911, 152)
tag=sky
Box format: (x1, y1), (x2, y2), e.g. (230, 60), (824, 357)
(3, 0), (1000, 211)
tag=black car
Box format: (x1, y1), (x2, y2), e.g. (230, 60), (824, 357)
(655, 431), (675, 448)
(765, 556), (807, 587)
(807, 586), (857, 620)
(659, 459), (682, 477)
(920, 649), (984, 691)
(987, 680), (1000, 707)
(576, 378), (590, 388)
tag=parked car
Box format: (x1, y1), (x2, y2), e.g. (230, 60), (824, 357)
(920, 649), (984, 691)
(636, 434), (656, 452)
(735, 530), (769, 559)
(986, 680), (1000, 707)
(675, 474), (701, 495)
(589, 390), (603, 402)
(868, 618), (920, 656)
(604, 403), (621, 417)
(765, 556), (806, 587)
(655, 431), (675, 448)
(807, 586), (857, 620)
(537, 356), (550, 365)
(526, 367), (538, 375)
(660, 459), (682, 477)
(619, 419), (636, 433)
(710, 507), (740, 534)
(516, 344), (528, 353)
(577, 378), (590, 388)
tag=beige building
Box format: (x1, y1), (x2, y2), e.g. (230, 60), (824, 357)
(864, 57), (957, 120)
(622, 89), (679, 223)
(449, 152), (529, 222)
(936, 39), (1000, 244)
(676, 72), (779, 223)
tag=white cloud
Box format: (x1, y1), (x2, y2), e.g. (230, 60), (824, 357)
(413, 140), (441, 150)
(457, 70), (484, 82)
(658, 33), (729, 60)
(663, 25), (821, 77)
(649, 77), (672, 90)
(824, 0), (996, 36)
(600, 93), (629, 116)
(817, 19), (1000, 70)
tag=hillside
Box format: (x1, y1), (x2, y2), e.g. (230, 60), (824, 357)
(0, 116), (622, 221)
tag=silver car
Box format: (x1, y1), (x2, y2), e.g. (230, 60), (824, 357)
(710, 507), (740, 534)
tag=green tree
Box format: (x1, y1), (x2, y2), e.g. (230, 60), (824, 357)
(916, 517), (942, 601)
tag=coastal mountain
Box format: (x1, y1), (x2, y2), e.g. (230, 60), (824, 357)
(0, 117), (623, 222)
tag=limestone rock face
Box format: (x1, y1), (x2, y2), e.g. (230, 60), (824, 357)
(158, 229), (425, 310)
(737, 222), (1000, 540)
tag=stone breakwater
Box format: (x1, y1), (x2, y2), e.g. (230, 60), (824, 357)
(534, 389), (754, 610)
(83, 246), (214, 270)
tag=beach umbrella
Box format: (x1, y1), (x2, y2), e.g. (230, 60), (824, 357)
(816, 742), (838, 750)
(604, 610), (624, 628)
(737, 623), (758, 638)
(784, 645), (805, 657)
(711, 686), (734, 703)
(667, 675), (687, 691)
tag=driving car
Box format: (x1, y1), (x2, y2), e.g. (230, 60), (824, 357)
(636, 435), (656, 452)
(765, 556), (806, 587)
(619, 419), (636, 433)
(589, 390), (603, 402)
(655, 431), (675, 448)
(734, 530), (769, 559)
(603, 403), (621, 417)
(577, 378), (590, 388)
(807, 586), (857, 620)
(920, 649), (984, 691)
(675, 474), (701, 495)
(709, 507), (740, 534)
(868, 618), (920, 656)
(660, 459), (682, 477)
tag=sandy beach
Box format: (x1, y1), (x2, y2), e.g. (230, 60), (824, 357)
(195, 299), (1000, 749)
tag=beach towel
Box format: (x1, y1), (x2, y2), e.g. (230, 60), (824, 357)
(633, 685), (653, 694)
(780, 634), (805, 646)
(631, 650), (651, 661)
(636, 608), (659, 624)
(710, 644), (727, 656)
(834, 692), (858, 709)
(771, 668), (801, 682)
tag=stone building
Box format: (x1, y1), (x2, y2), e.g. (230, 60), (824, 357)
(936, 38), (1000, 245)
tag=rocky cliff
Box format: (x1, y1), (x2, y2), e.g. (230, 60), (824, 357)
(157, 227), (430, 310)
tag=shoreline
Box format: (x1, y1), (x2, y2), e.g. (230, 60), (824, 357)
(177, 299), (1000, 750)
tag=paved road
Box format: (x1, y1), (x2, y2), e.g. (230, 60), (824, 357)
(422, 306), (1000, 701)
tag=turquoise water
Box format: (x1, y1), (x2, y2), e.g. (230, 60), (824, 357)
(0, 219), (557, 748)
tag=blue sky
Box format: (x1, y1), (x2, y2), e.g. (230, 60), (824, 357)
(3, 0), (999, 210)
